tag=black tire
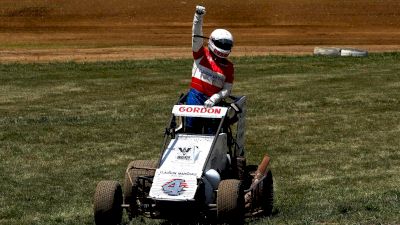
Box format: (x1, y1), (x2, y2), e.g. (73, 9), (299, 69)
(244, 165), (258, 189)
(123, 160), (158, 218)
(234, 156), (246, 181)
(93, 180), (123, 225)
(217, 179), (245, 224)
(262, 170), (274, 216)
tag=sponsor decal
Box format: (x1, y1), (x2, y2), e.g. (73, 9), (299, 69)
(213, 49), (229, 58)
(178, 106), (222, 114)
(177, 147), (191, 160)
(159, 170), (196, 176)
(197, 66), (225, 86)
(162, 179), (188, 196)
(172, 105), (227, 118)
(175, 146), (198, 161)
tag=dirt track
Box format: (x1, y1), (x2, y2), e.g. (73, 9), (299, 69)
(1, 0), (399, 62)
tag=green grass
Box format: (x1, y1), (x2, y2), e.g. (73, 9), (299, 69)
(1, 53), (399, 225)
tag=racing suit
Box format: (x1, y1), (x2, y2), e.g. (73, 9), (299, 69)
(186, 11), (234, 133)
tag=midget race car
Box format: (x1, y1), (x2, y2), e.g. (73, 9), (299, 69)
(93, 95), (274, 224)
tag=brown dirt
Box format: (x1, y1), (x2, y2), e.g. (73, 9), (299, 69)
(0, 0), (399, 62)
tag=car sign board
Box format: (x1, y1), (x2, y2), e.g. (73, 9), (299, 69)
(172, 105), (227, 118)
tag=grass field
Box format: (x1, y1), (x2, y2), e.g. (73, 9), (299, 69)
(0, 53), (399, 225)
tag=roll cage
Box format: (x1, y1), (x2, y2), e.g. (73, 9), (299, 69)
(158, 93), (246, 168)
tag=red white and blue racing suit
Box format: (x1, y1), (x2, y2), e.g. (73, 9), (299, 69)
(186, 12), (234, 132)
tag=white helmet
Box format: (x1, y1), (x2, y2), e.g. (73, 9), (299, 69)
(208, 29), (234, 58)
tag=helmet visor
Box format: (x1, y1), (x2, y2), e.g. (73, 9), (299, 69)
(212, 38), (233, 51)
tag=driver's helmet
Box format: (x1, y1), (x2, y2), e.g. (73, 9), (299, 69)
(208, 29), (234, 58)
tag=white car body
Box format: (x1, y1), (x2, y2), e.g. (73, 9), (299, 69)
(150, 105), (232, 202)
(149, 96), (246, 202)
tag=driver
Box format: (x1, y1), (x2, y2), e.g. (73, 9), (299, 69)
(186, 5), (235, 133)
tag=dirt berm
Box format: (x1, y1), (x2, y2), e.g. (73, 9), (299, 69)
(0, 0), (399, 62)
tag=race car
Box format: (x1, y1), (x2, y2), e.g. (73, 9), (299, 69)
(93, 94), (273, 224)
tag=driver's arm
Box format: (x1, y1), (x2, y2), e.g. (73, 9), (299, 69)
(205, 83), (233, 108)
(192, 6), (206, 53)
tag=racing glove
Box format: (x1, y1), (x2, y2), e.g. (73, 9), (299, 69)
(195, 5), (206, 15)
(204, 98), (215, 108)
(204, 83), (233, 108)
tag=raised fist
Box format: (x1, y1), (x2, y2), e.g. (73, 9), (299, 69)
(195, 5), (206, 15)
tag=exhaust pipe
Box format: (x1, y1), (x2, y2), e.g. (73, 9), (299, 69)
(254, 154), (271, 183)
(245, 154), (271, 207)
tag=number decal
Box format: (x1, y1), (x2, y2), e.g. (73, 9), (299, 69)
(162, 179), (188, 196)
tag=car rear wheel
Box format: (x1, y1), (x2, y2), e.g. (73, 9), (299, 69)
(217, 179), (245, 224)
(93, 180), (123, 225)
(123, 160), (158, 218)
(262, 169), (274, 216)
